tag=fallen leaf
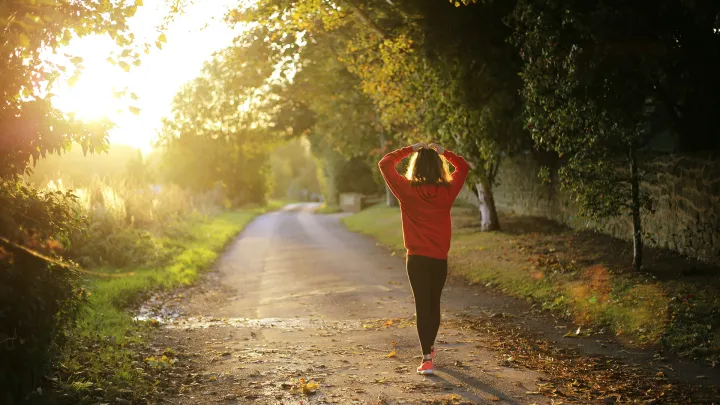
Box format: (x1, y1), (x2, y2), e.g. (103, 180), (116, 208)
(302, 381), (319, 395)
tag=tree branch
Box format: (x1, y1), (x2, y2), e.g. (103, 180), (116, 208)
(339, 0), (389, 39)
(0, 236), (137, 278)
(489, 155), (501, 182)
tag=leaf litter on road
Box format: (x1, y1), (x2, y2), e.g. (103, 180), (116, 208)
(448, 315), (720, 404)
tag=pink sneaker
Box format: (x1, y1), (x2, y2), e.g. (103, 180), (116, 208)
(417, 360), (434, 375)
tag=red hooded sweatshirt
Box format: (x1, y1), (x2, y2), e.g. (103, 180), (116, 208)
(378, 146), (470, 260)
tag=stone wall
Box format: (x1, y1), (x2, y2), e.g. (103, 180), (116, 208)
(459, 152), (720, 263)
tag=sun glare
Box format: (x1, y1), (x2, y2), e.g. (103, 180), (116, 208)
(51, 38), (128, 122)
(49, 0), (242, 152)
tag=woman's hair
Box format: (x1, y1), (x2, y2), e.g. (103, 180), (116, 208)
(405, 148), (453, 186)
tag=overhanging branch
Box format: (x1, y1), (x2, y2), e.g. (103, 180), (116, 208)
(339, 0), (389, 39)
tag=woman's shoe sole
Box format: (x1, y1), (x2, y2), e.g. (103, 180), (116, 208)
(417, 369), (434, 375)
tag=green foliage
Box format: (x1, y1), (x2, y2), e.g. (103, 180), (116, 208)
(53, 177), (214, 268)
(0, 0), (143, 178)
(511, 0), (720, 220)
(285, 34), (380, 158)
(157, 39), (281, 206)
(337, 157), (382, 196)
(511, 0), (647, 219)
(0, 244), (84, 404)
(312, 145), (346, 206)
(234, 0), (529, 228)
(27, 143), (146, 188)
(0, 178), (83, 247)
(0, 3), (158, 397)
(269, 138), (321, 200)
(125, 150), (154, 187)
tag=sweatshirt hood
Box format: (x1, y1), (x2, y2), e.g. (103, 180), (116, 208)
(415, 184), (447, 207)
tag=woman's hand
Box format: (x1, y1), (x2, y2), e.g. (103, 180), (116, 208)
(411, 142), (427, 151)
(428, 143), (445, 154)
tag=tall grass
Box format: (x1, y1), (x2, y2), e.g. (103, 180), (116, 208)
(44, 177), (225, 268)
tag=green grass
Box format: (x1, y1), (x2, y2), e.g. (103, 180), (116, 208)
(55, 205), (281, 403)
(77, 211), (260, 339)
(342, 204), (405, 248)
(341, 204), (718, 364)
(315, 203), (343, 214)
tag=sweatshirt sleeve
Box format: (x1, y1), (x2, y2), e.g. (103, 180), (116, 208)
(443, 150), (470, 200)
(378, 146), (414, 200)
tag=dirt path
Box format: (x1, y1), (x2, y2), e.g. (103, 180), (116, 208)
(149, 204), (551, 404)
(145, 204), (719, 404)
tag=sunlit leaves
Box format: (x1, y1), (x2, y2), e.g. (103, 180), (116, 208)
(0, 0), (142, 178)
(118, 61), (131, 72)
(18, 34), (31, 47)
(155, 32), (167, 50)
(222, 0), (526, 220)
(157, 36), (280, 204)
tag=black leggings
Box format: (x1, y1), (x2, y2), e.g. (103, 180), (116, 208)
(406, 255), (448, 356)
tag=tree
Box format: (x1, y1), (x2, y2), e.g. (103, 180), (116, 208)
(269, 138), (321, 200)
(0, 2), (146, 400)
(0, 0), (144, 178)
(237, 0), (529, 229)
(211, 22), (391, 206)
(283, 35), (388, 206)
(0, 0), (155, 247)
(157, 26), (310, 205)
(386, 0), (528, 230)
(158, 73), (274, 205)
(509, 0), (720, 270)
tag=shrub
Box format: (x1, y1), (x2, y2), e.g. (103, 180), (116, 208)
(0, 178), (85, 404)
(0, 175), (224, 401)
(0, 252), (84, 405)
(45, 177), (216, 269)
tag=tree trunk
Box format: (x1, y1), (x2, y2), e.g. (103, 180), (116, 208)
(378, 127), (398, 207)
(386, 186), (398, 207)
(630, 146), (643, 271)
(321, 157), (340, 206)
(476, 180), (500, 231)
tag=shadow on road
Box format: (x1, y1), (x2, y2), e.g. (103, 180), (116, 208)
(435, 368), (523, 405)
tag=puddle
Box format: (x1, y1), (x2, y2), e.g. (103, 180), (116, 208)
(134, 291), (419, 333)
(134, 292), (367, 330)
(161, 316), (363, 331)
(134, 293), (182, 323)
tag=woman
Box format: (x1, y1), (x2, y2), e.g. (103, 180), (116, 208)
(378, 142), (469, 375)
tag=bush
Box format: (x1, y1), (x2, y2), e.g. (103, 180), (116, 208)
(0, 246), (85, 405)
(42, 177), (216, 269)
(0, 178), (86, 404)
(0, 175), (226, 401)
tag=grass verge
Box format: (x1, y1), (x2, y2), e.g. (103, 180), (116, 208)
(315, 203), (342, 214)
(342, 204), (720, 367)
(54, 204), (281, 404)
